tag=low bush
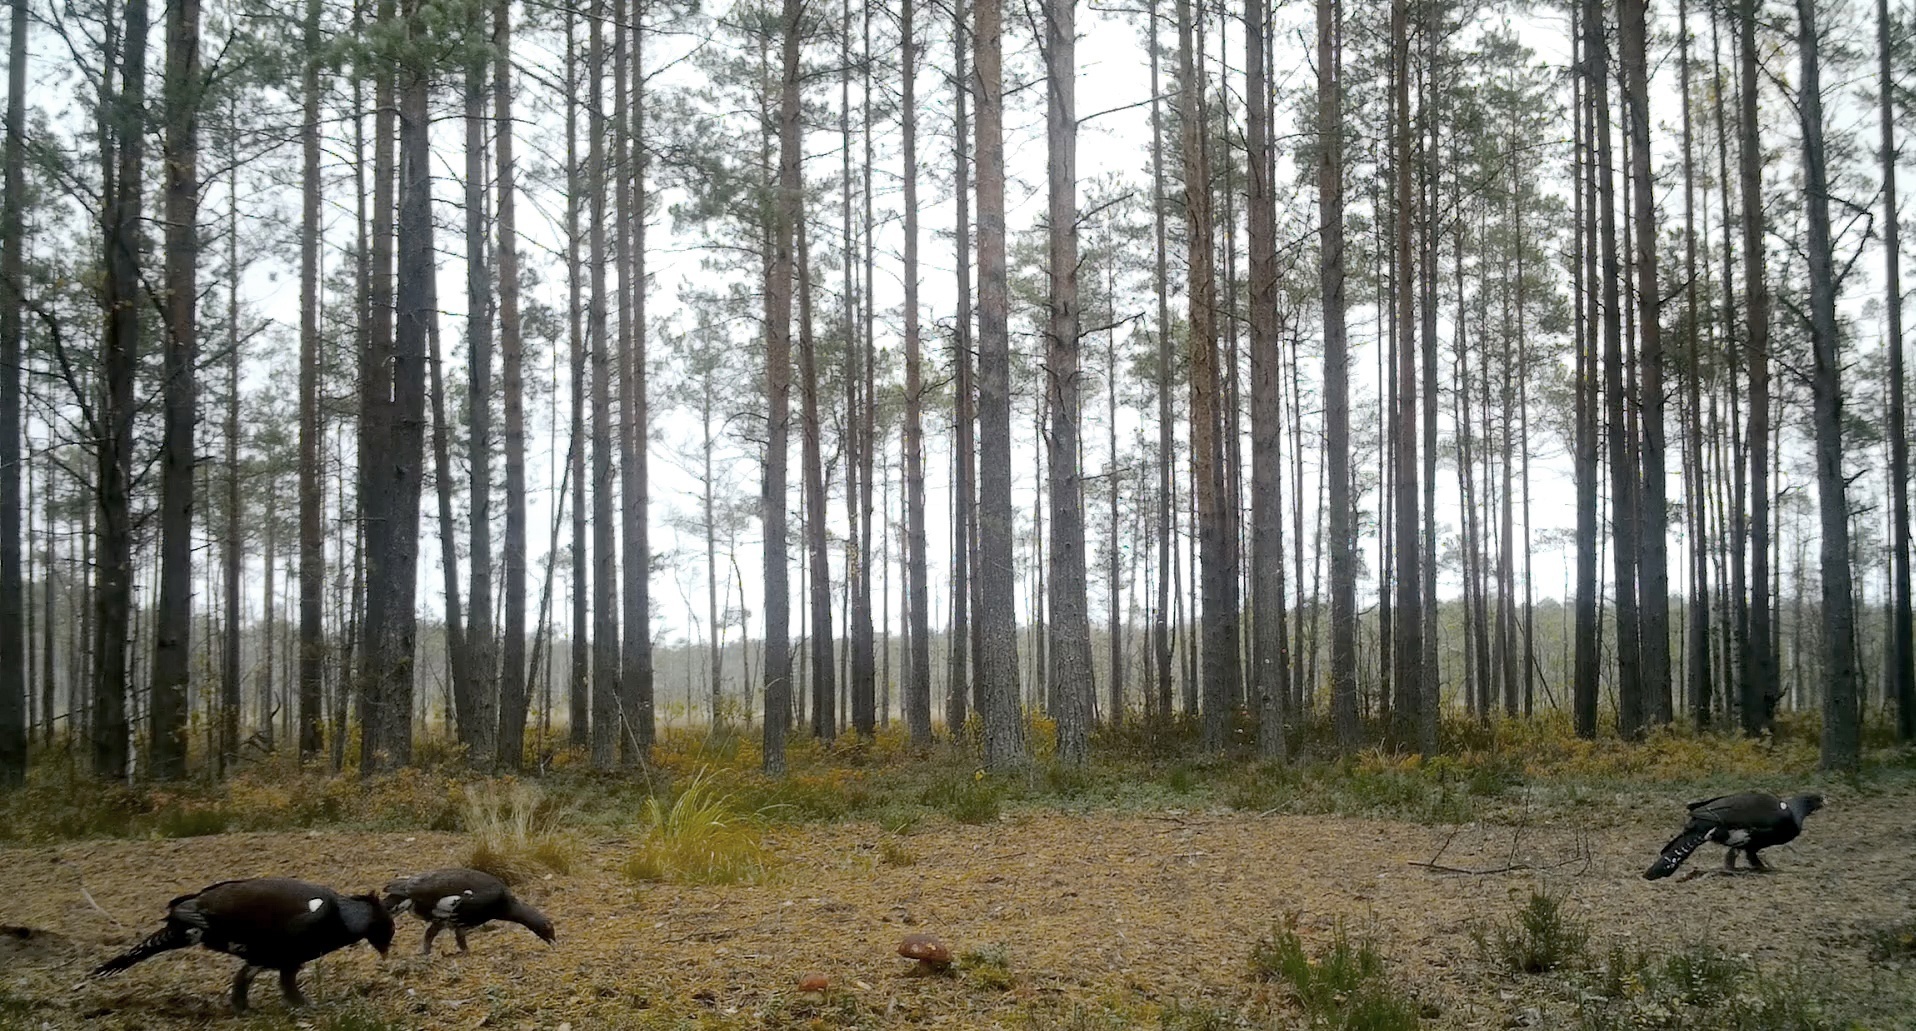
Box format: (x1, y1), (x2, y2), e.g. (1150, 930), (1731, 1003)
(620, 769), (771, 885)
(1473, 889), (1590, 975)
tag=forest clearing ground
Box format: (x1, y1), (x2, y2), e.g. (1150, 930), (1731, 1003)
(1, 784), (1913, 1030)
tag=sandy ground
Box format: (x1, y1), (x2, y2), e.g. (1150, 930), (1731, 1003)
(2, 789), (1913, 1029)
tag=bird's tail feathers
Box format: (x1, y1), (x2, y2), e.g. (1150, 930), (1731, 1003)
(1644, 826), (1709, 881)
(90, 923), (195, 977)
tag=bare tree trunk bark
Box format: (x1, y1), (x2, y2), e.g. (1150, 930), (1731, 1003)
(1621, 0), (1670, 732)
(974, 0), (1028, 769)
(620, 0), (654, 760)
(763, 0), (802, 775)
(587, 0), (620, 769)
(1738, 0), (1777, 735)
(0, 0), (23, 785)
(94, 0), (148, 780)
(1316, 0), (1356, 752)
(1043, 0), (1093, 765)
(463, 20), (497, 765)
(1796, 0), (1859, 770)
(901, 0), (932, 748)
(1388, 0), (1423, 753)
(946, 0), (974, 739)
(565, 5), (589, 751)
(1247, 0), (1286, 760)
(1878, 0), (1913, 741)
(494, 0), (531, 769)
(1150, 0), (1173, 723)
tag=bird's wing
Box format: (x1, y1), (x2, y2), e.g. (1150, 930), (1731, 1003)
(1686, 792), (1785, 829)
(196, 879), (340, 939)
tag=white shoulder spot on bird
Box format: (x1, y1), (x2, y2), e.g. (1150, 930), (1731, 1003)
(433, 896), (462, 918)
(308, 898), (325, 913)
(1779, 801), (1789, 810)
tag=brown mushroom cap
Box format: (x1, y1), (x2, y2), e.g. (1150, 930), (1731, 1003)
(797, 972), (830, 993)
(897, 933), (952, 969)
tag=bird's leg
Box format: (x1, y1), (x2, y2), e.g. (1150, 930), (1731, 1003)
(454, 927), (469, 954)
(421, 920), (443, 956)
(278, 966), (307, 1008)
(1746, 849), (1769, 872)
(1721, 848), (1738, 872)
(230, 964), (258, 1014)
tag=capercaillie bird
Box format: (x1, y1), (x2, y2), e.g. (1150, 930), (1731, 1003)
(90, 877), (394, 1012)
(382, 868), (555, 955)
(1643, 791), (1825, 880)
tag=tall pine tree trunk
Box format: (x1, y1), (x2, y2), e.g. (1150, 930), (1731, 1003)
(763, 0), (802, 775)
(1044, 0), (1093, 765)
(1796, 0), (1859, 769)
(149, 0), (200, 779)
(565, 5), (589, 750)
(974, 0), (1028, 769)
(1150, 0), (1173, 721)
(901, 0), (932, 748)
(1388, 0), (1423, 752)
(494, 0), (531, 768)
(296, 0), (325, 761)
(1247, 0), (1286, 759)
(463, 24), (497, 765)
(1317, 0), (1357, 752)
(0, 0), (25, 785)
(587, 0), (620, 769)
(1621, 0), (1671, 732)
(95, 0), (149, 780)
(1738, 0), (1777, 734)
(1879, 0), (1913, 741)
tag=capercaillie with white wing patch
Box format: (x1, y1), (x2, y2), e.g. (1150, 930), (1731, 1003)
(1643, 791), (1824, 880)
(382, 868), (555, 955)
(89, 877), (393, 1012)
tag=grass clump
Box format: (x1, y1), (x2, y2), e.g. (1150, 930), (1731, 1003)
(620, 769), (771, 885)
(919, 772), (1002, 824)
(1577, 945), (1837, 1031)
(1473, 889), (1590, 974)
(1865, 918), (1916, 962)
(462, 780), (576, 884)
(877, 837), (917, 867)
(1250, 919), (1421, 1030)
(959, 943), (1016, 991)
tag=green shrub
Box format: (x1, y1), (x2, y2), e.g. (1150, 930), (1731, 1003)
(919, 773), (1002, 825)
(1250, 920), (1419, 1030)
(1474, 889), (1589, 974)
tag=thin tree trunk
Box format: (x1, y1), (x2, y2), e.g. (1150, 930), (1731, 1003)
(974, 0), (1028, 769)
(1317, 0), (1356, 751)
(1621, 0), (1670, 731)
(1388, 0), (1423, 753)
(902, 0), (932, 747)
(495, 0), (531, 769)
(464, 18), (497, 765)
(763, 0), (802, 775)
(565, 4), (589, 750)
(94, 0), (149, 780)
(1879, 0), (1913, 741)
(1043, 0), (1093, 765)
(621, 0), (654, 759)
(221, 96), (243, 771)
(1149, 0), (1173, 724)
(1738, 0), (1777, 734)
(1247, 0), (1286, 759)
(1796, 0), (1859, 769)
(587, 0), (620, 769)
(0, 0), (25, 785)
(947, 0), (974, 738)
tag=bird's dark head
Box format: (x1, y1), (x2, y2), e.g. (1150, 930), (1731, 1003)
(1795, 793), (1825, 816)
(508, 898), (557, 945)
(352, 892), (396, 956)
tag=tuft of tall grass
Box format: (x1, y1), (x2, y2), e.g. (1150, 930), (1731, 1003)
(619, 769), (772, 885)
(461, 780), (576, 884)
(1249, 919), (1421, 1030)
(1473, 889), (1590, 975)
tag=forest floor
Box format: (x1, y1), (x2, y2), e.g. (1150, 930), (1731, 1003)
(2, 772), (1915, 1030)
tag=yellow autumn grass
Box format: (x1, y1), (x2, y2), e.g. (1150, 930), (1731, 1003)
(461, 779), (577, 885)
(620, 768), (773, 886)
